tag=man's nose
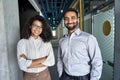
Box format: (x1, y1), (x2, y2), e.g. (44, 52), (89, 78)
(68, 18), (72, 23)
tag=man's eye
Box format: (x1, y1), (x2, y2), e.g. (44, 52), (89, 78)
(71, 17), (76, 19)
(64, 18), (68, 20)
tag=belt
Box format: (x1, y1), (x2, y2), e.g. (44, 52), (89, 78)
(64, 71), (90, 79)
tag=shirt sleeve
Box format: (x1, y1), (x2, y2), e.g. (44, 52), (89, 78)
(57, 41), (63, 77)
(88, 35), (103, 80)
(17, 39), (32, 71)
(42, 42), (55, 66)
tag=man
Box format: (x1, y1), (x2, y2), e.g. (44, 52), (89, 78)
(57, 8), (103, 80)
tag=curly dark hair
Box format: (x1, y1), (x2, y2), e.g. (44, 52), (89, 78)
(21, 15), (53, 42)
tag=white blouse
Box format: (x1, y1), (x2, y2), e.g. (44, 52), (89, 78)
(17, 36), (55, 73)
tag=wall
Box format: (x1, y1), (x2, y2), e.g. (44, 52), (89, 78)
(0, 0), (22, 80)
(92, 8), (114, 80)
(0, 0), (10, 79)
(114, 0), (120, 80)
(84, 14), (92, 34)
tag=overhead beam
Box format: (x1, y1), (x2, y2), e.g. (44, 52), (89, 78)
(71, 0), (79, 8)
(28, 0), (43, 15)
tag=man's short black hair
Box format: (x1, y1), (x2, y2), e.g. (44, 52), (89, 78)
(64, 8), (78, 17)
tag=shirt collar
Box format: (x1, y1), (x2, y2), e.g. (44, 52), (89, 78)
(29, 36), (41, 41)
(74, 28), (82, 36)
(64, 28), (82, 37)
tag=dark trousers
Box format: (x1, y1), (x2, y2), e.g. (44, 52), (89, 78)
(59, 71), (90, 80)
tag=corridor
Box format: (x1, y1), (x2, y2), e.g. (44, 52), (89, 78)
(0, 0), (120, 80)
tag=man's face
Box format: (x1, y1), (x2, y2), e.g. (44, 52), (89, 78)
(64, 11), (78, 30)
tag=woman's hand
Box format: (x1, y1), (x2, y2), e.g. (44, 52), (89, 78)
(27, 56), (47, 68)
(20, 54), (27, 59)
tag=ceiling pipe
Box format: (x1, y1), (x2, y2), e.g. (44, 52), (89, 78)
(90, 0), (114, 14)
(45, 0), (49, 11)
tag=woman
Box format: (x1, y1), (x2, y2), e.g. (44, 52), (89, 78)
(17, 15), (55, 80)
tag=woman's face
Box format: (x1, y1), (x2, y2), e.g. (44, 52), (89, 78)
(31, 20), (43, 39)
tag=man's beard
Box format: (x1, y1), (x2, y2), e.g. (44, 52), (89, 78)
(66, 25), (76, 30)
(65, 22), (78, 30)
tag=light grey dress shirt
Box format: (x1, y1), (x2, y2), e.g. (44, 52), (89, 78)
(17, 36), (55, 73)
(57, 28), (103, 80)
